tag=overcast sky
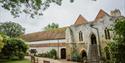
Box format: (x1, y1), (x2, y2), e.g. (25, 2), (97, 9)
(0, 0), (125, 34)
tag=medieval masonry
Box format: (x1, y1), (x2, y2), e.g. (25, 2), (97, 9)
(22, 9), (124, 62)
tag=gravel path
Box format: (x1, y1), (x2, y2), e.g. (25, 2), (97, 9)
(25, 56), (79, 63)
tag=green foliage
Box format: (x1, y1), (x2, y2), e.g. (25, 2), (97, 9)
(107, 17), (125, 63)
(0, 38), (28, 60)
(0, 35), (4, 52)
(44, 22), (59, 31)
(0, 0), (74, 18)
(37, 49), (57, 59)
(104, 46), (111, 63)
(48, 49), (57, 59)
(0, 21), (25, 38)
(29, 49), (37, 54)
(71, 51), (82, 62)
(114, 17), (125, 39)
(0, 33), (9, 53)
(37, 53), (48, 57)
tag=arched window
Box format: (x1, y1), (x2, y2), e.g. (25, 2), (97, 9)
(104, 28), (111, 39)
(79, 31), (83, 41)
(91, 34), (97, 44)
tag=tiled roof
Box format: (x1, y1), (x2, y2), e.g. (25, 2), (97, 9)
(22, 27), (66, 42)
(30, 43), (65, 47)
(94, 9), (109, 21)
(74, 15), (88, 25)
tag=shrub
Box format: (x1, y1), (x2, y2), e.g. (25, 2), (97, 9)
(48, 49), (57, 59)
(0, 35), (4, 52)
(37, 53), (48, 57)
(71, 51), (82, 62)
(29, 49), (37, 56)
(0, 38), (28, 60)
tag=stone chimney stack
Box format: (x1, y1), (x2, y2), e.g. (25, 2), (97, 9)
(110, 9), (121, 17)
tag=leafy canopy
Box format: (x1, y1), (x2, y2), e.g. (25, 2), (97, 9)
(0, 38), (28, 59)
(0, 0), (74, 18)
(108, 17), (125, 63)
(0, 21), (25, 37)
(0, 35), (4, 52)
(44, 22), (59, 31)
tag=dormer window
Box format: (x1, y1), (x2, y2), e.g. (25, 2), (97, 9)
(104, 28), (110, 39)
(79, 31), (83, 41)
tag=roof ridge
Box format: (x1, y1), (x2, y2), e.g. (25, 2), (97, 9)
(94, 9), (109, 21)
(74, 15), (88, 25)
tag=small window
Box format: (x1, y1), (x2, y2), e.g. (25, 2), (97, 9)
(79, 31), (83, 41)
(104, 28), (111, 39)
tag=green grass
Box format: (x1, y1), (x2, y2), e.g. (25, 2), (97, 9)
(1, 59), (30, 63)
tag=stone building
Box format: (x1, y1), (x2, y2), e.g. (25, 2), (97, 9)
(23, 9), (123, 62)
(65, 9), (123, 62)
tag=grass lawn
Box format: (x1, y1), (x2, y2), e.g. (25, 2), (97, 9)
(1, 59), (30, 63)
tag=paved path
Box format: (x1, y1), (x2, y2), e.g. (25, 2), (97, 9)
(25, 56), (79, 63)
(58, 59), (79, 63)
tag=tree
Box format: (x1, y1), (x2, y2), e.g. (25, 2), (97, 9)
(0, 0), (74, 18)
(108, 17), (125, 63)
(30, 49), (37, 55)
(0, 33), (9, 52)
(0, 35), (4, 52)
(48, 49), (57, 59)
(44, 22), (59, 31)
(71, 50), (82, 62)
(0, 21), (25, 38)
(0, 38), (28, 59)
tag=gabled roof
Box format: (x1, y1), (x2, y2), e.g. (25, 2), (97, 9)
(22, 27), (66, 42)
(74, 15), (87, 25)
(94, 9), (109, 21)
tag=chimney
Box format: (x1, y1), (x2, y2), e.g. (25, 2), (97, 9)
(110, 9), (121, 17)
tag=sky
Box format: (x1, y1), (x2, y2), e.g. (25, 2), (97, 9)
(0, 0), (125, 34)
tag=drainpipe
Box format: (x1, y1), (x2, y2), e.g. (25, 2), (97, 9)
(90, 24), (102, 62)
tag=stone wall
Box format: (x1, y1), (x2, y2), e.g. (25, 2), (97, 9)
(65, 13), (116, 60)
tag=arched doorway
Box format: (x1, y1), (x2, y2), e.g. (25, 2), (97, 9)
(81, 50), (87, 62)
(91, 34), (97, 44)
(81, 50), (87, 58)
(90, 33), (99, 62)
(61, 48), (66, 59)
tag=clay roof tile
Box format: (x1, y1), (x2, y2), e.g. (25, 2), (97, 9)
(74, 15), (87, 25)
(22, 27), (66, 42)
(94, 9), (109, 21)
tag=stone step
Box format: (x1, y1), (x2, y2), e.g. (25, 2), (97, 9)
(88, 44), (99, 62)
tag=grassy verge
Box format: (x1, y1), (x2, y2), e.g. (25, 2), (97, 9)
(0, 59), (30, 63)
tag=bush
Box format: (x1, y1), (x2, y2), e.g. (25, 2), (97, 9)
(71, 51), (82, 62)
(0, 35), (4, 52)
(0, 38), (28, 60)
(37, 53), (48, 57)
(36, 49), (57, 59)
(29, 49), (37, 56)
(48, 49), (57, 59)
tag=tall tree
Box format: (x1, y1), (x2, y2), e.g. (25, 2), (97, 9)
(44, 22), (59, 31)
(108, 17), (125, 63)
(0, 0), (74, 18)
(0, 21), (25, 37)
(0, 0), (97, 18)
